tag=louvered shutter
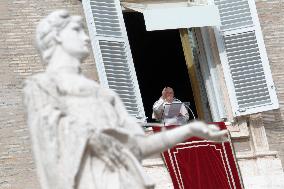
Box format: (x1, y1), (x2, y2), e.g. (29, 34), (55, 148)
(212, 0), (279, 116)
(82, 0), (146, 121)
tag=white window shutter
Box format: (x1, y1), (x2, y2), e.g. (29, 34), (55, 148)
(82, 0), (146, 121)
(212, 0), (279, 116)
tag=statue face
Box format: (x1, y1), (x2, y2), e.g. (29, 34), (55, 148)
(57, 19), (90, 60)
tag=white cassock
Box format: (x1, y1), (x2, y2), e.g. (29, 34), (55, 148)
(152, 98), (189, 126)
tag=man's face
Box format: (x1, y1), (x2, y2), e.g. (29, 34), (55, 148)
(165, 88), (174, 102)
(58, 19), (90, 60)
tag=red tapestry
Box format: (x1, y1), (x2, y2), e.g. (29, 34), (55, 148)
(152, 122), (244, 189)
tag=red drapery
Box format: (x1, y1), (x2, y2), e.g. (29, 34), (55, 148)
(152, 122), (244, 189)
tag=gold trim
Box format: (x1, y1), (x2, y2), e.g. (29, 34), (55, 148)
(179, 28), (204, 119)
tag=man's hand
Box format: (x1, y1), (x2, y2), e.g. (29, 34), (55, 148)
(161, 87), (167, 100)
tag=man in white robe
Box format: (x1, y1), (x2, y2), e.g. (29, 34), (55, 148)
(153, 87), (189, 125)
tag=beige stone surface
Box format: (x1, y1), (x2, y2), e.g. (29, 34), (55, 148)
(143, 157), (174, 189)
(256, 0), (284, 167)
(0, 1), (97, 188)
(238, 157), (284, 189)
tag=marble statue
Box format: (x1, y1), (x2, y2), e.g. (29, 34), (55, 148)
(24, 10), (228, 189)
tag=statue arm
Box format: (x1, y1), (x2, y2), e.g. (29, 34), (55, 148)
(103, 89), (227, 159)
(136, 121), (228, 158)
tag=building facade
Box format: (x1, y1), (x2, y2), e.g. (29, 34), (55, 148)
(1, 0), (284, 188)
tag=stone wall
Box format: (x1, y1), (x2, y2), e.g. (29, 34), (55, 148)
(0, 1), (97, 188)
(256, 0), (284, 166)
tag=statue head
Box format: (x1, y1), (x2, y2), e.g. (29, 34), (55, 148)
(36, 10), (90, 64)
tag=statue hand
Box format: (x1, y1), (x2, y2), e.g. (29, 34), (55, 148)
(89, 132), (128, 172)
(187, 121), (228, 142)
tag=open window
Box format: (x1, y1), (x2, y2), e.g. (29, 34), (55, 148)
(123, 12), (198, 121)
(82, 0), (221, 122)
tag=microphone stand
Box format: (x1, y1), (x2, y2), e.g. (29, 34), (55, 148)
(161, 103), (166, 128)
(174, 98), (196, 120)
(183, 102), (196, 120)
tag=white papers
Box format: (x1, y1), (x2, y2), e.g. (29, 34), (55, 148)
(164, 117), (179, 126)
(163, 102), (182, 118)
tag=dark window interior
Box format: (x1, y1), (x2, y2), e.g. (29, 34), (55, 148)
(123, 12), (197, 122)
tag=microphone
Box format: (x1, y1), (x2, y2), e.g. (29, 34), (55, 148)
(173, 98), (182, 103)
(182, 101), (196, 120)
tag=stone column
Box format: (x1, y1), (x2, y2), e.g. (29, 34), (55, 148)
(249, 113), (270, 153)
